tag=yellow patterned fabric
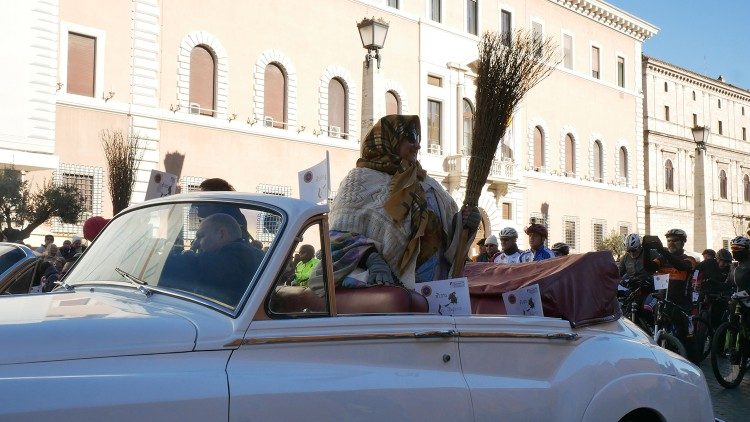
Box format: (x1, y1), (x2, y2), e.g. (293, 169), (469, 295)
(356, 115), (430, 272)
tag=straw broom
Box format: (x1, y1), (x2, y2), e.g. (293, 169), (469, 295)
(451, 30), (559, 276)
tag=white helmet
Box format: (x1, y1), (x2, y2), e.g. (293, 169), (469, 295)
(485, 235), (499, 246)
(624, 233), (641, 252)
(498, 227), (518, 239)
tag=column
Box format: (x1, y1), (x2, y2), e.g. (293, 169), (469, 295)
(693, 145), (711, 251)
(360, 61), (384, 136)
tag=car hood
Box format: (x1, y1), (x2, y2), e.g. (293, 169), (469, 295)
(0, 291), (197, 365)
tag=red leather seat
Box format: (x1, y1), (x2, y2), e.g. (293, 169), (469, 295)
(269, 285), (429, 315)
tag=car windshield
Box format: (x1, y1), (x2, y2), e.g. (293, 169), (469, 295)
(64, 201), (282, 311)
(0, 245), (26, 275)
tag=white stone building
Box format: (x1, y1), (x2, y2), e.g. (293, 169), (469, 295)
(643, 56), (750, 252)
(2, 0), (659, 254)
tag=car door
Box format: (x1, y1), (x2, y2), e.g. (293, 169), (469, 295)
(454, 315), (586, 422)
(226, 219), (473, 421)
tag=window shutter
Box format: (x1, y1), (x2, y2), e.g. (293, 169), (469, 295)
(328, 78), (347, 137)
(565, 134), (575, 173)
(385, 91), (399, 115)
(189, 46), (216, 116)
(534, 127), (544, 168)
(264, 63), (286, 128)
(67, 33), (96, 97)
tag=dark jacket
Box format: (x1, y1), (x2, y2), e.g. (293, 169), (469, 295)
(162, 240), (264, 307)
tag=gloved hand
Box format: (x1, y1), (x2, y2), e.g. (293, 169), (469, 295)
(461, 205), (481, 231)
(365, 252), (394, 285)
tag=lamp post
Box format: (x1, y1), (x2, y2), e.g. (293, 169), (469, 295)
(357, 17), (389, 137)
(357, 17), (389, 69)
(692, 125), (711, 250)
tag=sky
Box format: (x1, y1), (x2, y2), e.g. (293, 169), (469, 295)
(605, 0), (750, 90)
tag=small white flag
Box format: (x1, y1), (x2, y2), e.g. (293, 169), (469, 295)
(298, 152), (331, 204)
(144, 170), (177, 200)
(653, 273), (670, 290)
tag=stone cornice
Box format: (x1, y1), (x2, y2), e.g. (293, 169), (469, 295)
(644, 55), (750, 102)
(548, 0), (659, 41)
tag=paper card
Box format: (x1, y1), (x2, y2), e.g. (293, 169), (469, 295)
(144, 170), (177, 200)
(502, 284), (544, 317)
(417, 277), (471, 316)
(653, 273), (670, 290)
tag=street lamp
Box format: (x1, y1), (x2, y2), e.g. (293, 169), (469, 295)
(357, 17), (389, 69)
(691, 125), (710, 150)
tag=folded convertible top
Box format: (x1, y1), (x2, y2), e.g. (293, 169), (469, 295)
(464, 251), (622, 327)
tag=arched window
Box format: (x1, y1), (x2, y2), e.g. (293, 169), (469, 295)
(593, 140), (603, 181)
(619, 146), (628, 182)
(189, 45), (216, 116)
(664, 81), (668, 92)
(665, 159), (674, 191)
(533, 126), (545, 169)
(720, 170), (728, 199)
(328, 78), (347, 139)
(565, 133), (575, 174)
(462, 99), (474, 155)
(385, 90), (400, 115)
(264, 63), (287, 128)
(744, 174), (750, 202)
(692, 91), (696, 101)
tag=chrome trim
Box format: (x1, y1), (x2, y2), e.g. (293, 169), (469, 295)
(459, 331), (580, 341)
(228, 329), (579, 347)
(234, 331), (458, 346)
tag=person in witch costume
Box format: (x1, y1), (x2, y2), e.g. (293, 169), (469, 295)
(309, 115), (480, 294)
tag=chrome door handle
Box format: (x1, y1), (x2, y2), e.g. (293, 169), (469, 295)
(414, 329), (457, 338)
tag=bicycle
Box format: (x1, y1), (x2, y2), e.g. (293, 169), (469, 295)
(692, 290), (730, 362)
(618, 279), (654, 337)
(710, 290), (750, 388)
(652, 297), (688, 358)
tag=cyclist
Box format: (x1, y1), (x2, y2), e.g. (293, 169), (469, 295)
(729, 236), (750, 294)
(494, 227), (524, 263)
(618, 233), (658, 287)
(551, 242), (570, 256)
(520, 224), (555, 262)
(484, 235), (501, 262)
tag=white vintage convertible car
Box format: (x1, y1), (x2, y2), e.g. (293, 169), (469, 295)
(0, 193), (716, 421)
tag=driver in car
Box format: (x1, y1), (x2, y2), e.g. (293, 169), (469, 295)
(162, 213), (263, 307)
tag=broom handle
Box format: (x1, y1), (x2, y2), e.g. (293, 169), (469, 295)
(450, 226), (472, 278)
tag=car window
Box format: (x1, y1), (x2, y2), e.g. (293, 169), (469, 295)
(266, 221), (329, 317)
(5, 264), (35, 294)
(0, 245), (25, 275)
(64, 202), (280, 312)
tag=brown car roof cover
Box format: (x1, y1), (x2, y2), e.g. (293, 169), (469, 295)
(464, 251), (622, 327)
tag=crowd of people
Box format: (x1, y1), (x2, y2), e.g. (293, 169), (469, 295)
(471, 224), (566, 264)
(29, 234), (87, 292)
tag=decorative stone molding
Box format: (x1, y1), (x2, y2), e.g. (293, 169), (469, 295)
(644, 56), (750, 101)
(318, 65), (358, 141)
(177, 30), (229, 118)
(559, 125), (579, 176)
(588, 133), (606, 182)
(383, 79), (409, 114)
(253, 49), (298, 130)
(527, 117), (550, 170)
(551, 0), (658, 42)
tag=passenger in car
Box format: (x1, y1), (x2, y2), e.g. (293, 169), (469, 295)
(290, 244), (319, 287)
(161, 213), (264, 307)
(308, 115), (479, 294)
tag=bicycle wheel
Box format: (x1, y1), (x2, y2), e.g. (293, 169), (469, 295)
(656, 331), (687, 357)
(710, 322), (747, 389)
(690, 316), (712, 364)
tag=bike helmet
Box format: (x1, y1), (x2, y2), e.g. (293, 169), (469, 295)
(498, 227), (518, 239)
(623, 233), (641, 252)
(717, 248), (733, 262)
(551, 242), (570, 256)
(664, 228), (687, 242)
(524, 224), (548, 238)
(730, 236), (750, 250)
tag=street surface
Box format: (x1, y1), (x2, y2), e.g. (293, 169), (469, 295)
(701, 359), (750, 421)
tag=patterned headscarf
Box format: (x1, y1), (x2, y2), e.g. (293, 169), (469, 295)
(357, 115), (430, 272)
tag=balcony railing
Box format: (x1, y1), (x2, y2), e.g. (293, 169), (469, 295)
(446, 155), (517, 181)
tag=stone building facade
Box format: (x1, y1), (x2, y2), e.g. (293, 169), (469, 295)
(643, 56), (750, 252)
(3, 0), (658, 254)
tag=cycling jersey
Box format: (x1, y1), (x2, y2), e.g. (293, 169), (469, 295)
(652, 249), (696, 309)
(494, 251), (523, 264)
(730, 260), (750, 293)
(520, 247), (555, 262)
